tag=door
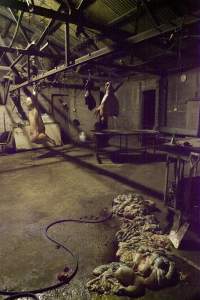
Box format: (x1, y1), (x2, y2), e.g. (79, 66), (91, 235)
(142, 89), (156, 129)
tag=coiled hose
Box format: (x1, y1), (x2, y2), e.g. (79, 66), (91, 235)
(1, 210), (113, 300)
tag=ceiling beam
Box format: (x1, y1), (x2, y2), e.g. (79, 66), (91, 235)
(2, 19), (12, 38)
(0, 44), (64, 58)
(48, 21), (63, 36)
(47, 82), (99, 90)
(0, 65), (10, 71)
(10, 46), (118, 91)
(8, 8), (31, 43)
(0, 0), (68, 21)
(0, 0), (126, 38)
(0, 9), (66, 57)
(141, 0), (161, 30)
(76, 0), (95, 10)
(10, 15), (200, 92)
(8, 5), (64, 71)
(0, 35), (14, 63)
(108, 7), (136, 27)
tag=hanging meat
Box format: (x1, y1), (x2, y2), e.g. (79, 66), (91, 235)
(84, 79), (96, 111)
(95, 81), (119, 121)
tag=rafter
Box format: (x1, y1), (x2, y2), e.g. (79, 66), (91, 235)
(0, 35), (14, 64)
(8, 4), (64, 71)
(0, 0), (68, 21)
(10, 16), (200, 92)
(2, 19), (12, 38)
(141, 0), (161, 30)
(0, 65), (10, 71)
(0, 9), (66, 58)
(0, 1), (130, 45)
(0, 10), (25, 64)
(108, 7), (136, 27)
(76, 0), (95, 11)
(0, 44), (63, 58)
(8, 8), (31, 43)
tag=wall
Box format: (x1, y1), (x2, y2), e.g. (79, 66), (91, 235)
(38, 87), (100, 142)
(0, 75), (160, 145)
(0, 83), (100, 144)
(163, 67), (200, 135)
(109, 76), (159, 130)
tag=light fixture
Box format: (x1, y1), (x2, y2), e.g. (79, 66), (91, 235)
(180, 73), (187, 82)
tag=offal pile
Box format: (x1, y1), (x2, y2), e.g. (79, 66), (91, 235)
(87, 193), (178, 297)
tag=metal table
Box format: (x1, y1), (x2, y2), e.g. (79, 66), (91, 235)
(92, 129), (159, 163)
(161, 141), (200, 221)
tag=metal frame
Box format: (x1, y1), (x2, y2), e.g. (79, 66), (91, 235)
(0, 44), (63, 58)
(141, 0), (161, 31)
(0, 0), (69, 21)
(0, 0), (127, 38)
(64, 9), (70, 66)
(10, 16), (200, 92)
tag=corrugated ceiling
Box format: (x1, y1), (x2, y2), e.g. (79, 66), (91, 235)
(0, 0), (199, 78)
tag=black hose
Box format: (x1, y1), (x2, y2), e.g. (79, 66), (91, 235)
(4, 293), (39, 300)
(0, 210), (113, 300)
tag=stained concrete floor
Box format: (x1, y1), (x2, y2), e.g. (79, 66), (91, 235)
(0, 145), (200, 300)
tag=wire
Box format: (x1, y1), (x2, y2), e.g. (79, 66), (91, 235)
(0, 209), (113, 300)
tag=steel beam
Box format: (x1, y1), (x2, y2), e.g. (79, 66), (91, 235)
(2, 19), (12, 38)
(4, 78), (11, 104)
(141, 0), (161, 30)
(0, 0), (69, 21)
(0, 9), (63, 49)
(8, 8), (31, 43)
(0, 1), (129, 45)
(0, 35), (14, 64)
(10, 15), (200, 92)
(0, 65), (10, 71)
(108, 7), (136, 27)
(8, 6), (63, 71)
(48, 82), (99, 90)
(0, 0), (122, 38)
(64, 20), (70, 65)
(0, 44), (63, 58)
(27, 55), (30, 80)
(10, 46), (115, 91)
(76, 0), (95, 11)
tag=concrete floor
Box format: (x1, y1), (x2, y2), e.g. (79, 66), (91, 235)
(0, 145), (200, 300)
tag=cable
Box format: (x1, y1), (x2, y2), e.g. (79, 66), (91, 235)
(4, 293), (39, 300)
(0, 208), (113, 300)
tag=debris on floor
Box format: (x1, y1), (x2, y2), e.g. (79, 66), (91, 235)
(87, 193), (178, 297)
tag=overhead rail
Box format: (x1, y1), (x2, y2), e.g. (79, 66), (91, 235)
(10, 15), (200, 92)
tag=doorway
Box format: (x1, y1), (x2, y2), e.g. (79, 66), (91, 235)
(142, 89), (156, 129)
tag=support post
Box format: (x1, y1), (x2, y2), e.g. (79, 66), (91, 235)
(64, 19), (70, 66)
(4, 80), (11, 105)
(27, 55), (31, 80)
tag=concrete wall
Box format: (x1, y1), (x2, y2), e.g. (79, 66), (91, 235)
(164, 68), (200, 135)
(0, 75), (160, 145)
(1, 67), (200, 144)
(37, 87), (100, 142)
(109, 76), (159, 130)
(0, 83), (100, 144)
